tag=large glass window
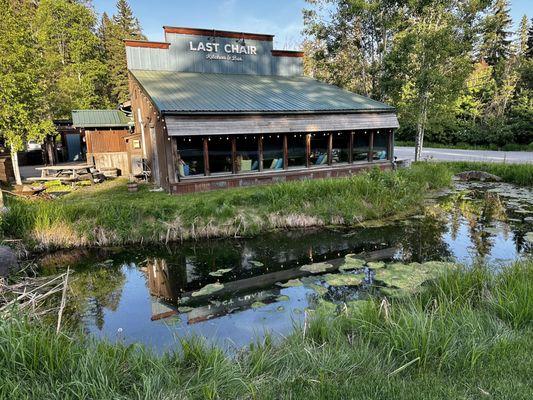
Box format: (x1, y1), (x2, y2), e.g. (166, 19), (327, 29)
(235, 135), (259, 173)
(287, 133), (306, 168)
(177, 136), (204, 177)
(309, 133), (329, 167)
(263, 134), (284, 170)
(373, 130), (389, 160)
(208, 136), (232, 174)
(331, 132), (350, 164)
(353, 132), (370, 161)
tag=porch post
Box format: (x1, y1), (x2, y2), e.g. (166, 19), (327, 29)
(349, 132), (354, 163)
(283, 133), (288, 170)
(368, 131), (374, 162)
(387, 129), (394, 161)
(231, 136), (237, 174)
(258, 135), (264, 172)
(327, 133), (333, 165)
(305, 133), (311, 168)
(203, 137), (210, 176)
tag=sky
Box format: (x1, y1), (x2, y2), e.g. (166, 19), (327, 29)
(92, 0), (531, 50)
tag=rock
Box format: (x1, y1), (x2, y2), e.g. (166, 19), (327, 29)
(454, 171), (502, 182)
(0, 245), (18, 278)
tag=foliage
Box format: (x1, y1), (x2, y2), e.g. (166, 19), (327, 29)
(440, 161), (533, 186)
(0, 164), (452, 249)
(0, 259), (531, 399)
(304, 0), (532, 148)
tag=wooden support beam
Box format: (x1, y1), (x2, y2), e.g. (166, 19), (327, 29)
(387, 130), (394, 160)
(305, 134), (311, 168)
(349, 132), (354, 163)
(231, 136), (237, 174)
(327, 133), (333, 165)
(258, 135), (264, 172)
(203, 137), (210, 176)
(283, 134), (288, 170)
(368, 131), (374, 162)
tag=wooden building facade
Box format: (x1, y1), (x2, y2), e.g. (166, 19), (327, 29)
(126, 26), (399, 194)
(72, 110), (134, 176)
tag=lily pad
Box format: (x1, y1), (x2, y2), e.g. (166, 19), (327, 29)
(208, 268), (232, 277)
(276, 306), (285, 312)
(277, 279), (303, 288)
(300, 262), (333, 274)
(251, 301), (267, 309)
(249, 260), (264, 267)
(191, 282), (224, 297)
(323, 273), (364, 287)
(339, 255), (366, 271)
(525, 232), (533, 243)
(367, 261), (385, 270)
(276, 295), (290, 302)
(178, 306), (194, 313)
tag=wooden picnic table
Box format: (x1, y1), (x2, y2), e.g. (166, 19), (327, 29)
(27, 164), (95, 183)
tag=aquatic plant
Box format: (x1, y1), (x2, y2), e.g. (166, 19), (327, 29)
(0, 259), (531, 399)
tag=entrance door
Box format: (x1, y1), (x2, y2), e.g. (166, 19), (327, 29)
(66, 134), (82, 161)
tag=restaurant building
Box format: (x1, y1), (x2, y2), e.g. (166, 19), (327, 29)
(125, 26), (399, 193)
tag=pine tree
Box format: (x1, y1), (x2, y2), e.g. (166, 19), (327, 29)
(101, 0), (145, 105)
(478, 0), (513, 66)
(518, 15), (528, 57)
(527, 17), (533, 59)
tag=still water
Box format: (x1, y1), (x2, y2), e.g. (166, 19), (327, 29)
(39, 181), (532, 353)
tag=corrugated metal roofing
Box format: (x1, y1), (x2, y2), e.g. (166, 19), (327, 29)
(71, 110), (133, 128)
(131, 70), (395, 114)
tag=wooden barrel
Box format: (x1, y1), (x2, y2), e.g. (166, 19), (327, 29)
(127, 182), (138, 192)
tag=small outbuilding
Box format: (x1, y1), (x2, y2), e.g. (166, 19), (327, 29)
(72, 110), (134, 176)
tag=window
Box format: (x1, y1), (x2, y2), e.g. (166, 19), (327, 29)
(287, 133), (306, 168)
(235, 135), (259, 173)
(353, 132), (370, 161)
(309, 133), (329, 167)
(177, 136), (204, 177)
(208, 136), (233, 174)
(372, 130), (389, 160)
(331, 132), (350, 164)
(263, 134), (284, 170)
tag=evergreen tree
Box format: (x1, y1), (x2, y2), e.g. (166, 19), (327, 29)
(518, 15), (528, 56)
(527, 17), (533, 59)
(101, 0), (145, 105)
(478, 0), (513, 66)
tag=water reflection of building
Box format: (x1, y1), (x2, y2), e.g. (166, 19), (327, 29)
(146, 258), (186, 301)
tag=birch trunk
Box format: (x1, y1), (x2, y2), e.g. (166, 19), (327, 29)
(10, 147), (22, 186)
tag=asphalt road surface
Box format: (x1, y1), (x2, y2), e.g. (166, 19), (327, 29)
(395, 147), (533, 164)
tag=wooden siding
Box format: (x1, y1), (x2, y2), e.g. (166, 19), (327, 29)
(85, 130), (128, 153)
(166, 113), (399, 136)
(88, 152), (129, 175)
(171, 161), (392, 194)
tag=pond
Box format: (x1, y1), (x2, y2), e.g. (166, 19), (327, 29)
(38, 181), (532, 353)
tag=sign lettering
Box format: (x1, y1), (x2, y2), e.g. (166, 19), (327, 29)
(189, 40), (257, 62)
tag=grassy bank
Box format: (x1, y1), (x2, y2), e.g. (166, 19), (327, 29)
(1, 259), (531, 399)
(396, 140), (533, 152)
(441, 161), (533, 186)
(0, 163), (452, 250)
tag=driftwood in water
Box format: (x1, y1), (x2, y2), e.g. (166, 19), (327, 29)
(455, 171), (502, 182)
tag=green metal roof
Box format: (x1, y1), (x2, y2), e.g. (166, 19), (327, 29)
(71, 110), (133, 128)
(131, 70), (395, 114)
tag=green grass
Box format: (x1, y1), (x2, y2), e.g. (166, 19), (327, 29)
(396, 140), (533, 152)
(0, 259), (531, 399)
(0, 163), (453, 249)
(441, 161), (533, 186)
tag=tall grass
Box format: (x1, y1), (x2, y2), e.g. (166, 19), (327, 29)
(0, 163), (452, 249)
(0, 259), (531, 399)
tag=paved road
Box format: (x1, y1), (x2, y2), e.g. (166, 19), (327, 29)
(395, 146), (533, 164)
